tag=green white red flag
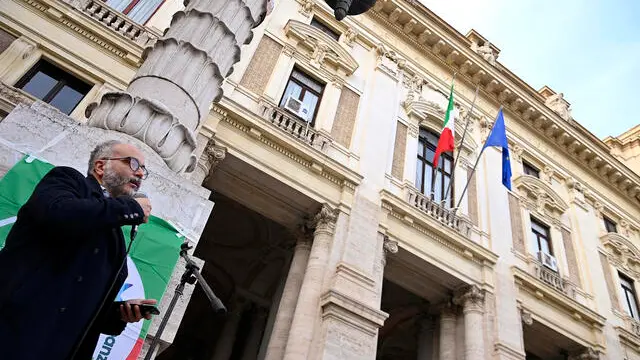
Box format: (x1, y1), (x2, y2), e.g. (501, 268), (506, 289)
(433, 83), (456, 168)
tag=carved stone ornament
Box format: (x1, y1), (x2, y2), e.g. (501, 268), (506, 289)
(343, 27), (358, 46)
(511, 143), (524, 162)
(568, 348), (599, 360)
(299, 0), (315, 16)
(513, 175), (569, 217)
(285, 20), (358, 75)
(383, 236), (399, 254)
(453, 285), (485, 309)
(520, 308), (533, 326)
(541, 166), (555, 184)
(545, 92), (573, 121)
(602, 234), (640, 280)
(473, 41), (497, 65)
(311, 42), (330, 68)
(308, 204), (337, 230)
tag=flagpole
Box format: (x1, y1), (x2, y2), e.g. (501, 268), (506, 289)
(443, 85), (479, 207)
(431, 71), (457, 201)
(454, 105), (504, 209)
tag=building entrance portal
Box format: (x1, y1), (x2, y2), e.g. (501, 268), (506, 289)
(157, 153), (321, 360)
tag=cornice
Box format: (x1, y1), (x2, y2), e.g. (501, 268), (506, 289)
(365, 0), (640, 208)
(513, 266), (606, 331)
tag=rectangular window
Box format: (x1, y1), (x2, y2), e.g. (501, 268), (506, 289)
(310, 18), (340, 41)
(604, 216), (618, 233)
(279, 68), (324, 124)
(416, 128), (453, 207)
(530, 217), (552, 255)
(15, 60), (91, 115)
(522, 160), (540, 178)
(620, 272), (640, 320)
(105, 0), (165, 24)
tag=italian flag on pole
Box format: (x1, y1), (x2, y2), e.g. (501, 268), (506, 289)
(433, 83), (455, 168)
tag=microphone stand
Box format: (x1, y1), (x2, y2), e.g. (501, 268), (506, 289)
(144, 243), (227, 360)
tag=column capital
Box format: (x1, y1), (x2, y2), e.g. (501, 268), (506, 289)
(568, 348), (600, 360)
(453, 285), (485, 312)
(307, 204), (337, 231)
(438, 300), (458, 318)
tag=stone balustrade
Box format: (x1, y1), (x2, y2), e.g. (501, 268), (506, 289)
(405, 187), (472, 237)
(260, 103), (332, 152)
(533, 262), (576, 300)
(624, 316), (640, 338)
(70, 0), (158, 47)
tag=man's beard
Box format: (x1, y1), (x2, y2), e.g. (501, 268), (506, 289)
(103, 165), (140, 197)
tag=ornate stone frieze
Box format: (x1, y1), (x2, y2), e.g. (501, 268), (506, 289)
(285, 20), (359, 75)
(601, 233), (640, 280)
(513, 175), (568, 218)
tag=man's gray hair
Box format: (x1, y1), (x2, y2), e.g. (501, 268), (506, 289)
(87, 140), (122, 175)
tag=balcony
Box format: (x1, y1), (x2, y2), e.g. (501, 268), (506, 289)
(533, 262), (576, 300)
(259, 103), (332, 153)
(61, 0), (159, 48)
(405, 186), (472, 237)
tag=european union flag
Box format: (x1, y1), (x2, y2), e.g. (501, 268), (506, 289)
(483, 108), (512, 190)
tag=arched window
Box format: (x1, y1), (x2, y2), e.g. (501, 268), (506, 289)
(416, 128), (453, 206)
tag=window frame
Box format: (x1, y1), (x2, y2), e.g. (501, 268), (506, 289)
(278, 68), (325, 125)
(15, 59), (91, 115)
(603, 215), (618, 233)
(310, 17), (341, 41)
(620, 272), (640, 320)
(522, 159), (540, 178)
(415, 128), (454, 207)
(530, 217), (552, 256)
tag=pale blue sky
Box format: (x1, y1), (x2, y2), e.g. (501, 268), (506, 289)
(420, 0), (640, 139)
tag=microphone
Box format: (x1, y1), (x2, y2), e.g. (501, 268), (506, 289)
(131, 192), (148, 241)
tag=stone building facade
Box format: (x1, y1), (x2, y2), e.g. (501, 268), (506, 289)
(1, 0), (640, 359)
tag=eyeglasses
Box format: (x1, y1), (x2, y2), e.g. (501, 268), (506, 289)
(101, 157), (149, 179)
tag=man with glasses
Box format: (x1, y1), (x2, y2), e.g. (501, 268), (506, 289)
(0, 140), (158, 360)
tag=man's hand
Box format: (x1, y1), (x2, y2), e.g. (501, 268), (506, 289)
(120, 299), (157, 323)
(134, 197), (152, 223)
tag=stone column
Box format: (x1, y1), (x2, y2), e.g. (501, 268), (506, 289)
(191, 140), (227, 185)
(416, 316), (436, 360)
(439, 302), (457, 360)
(211, 301), (246, 360)
(454, 285), (486, 360)
(264, 234), (312, 360)
(87, 0), (268, 173)
(241, 308), (269, 360)
(283, 205), (337, 360)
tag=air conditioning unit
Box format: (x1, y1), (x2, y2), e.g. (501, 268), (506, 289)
(538, 251), (558, 272)
(283, 96), (310, 121)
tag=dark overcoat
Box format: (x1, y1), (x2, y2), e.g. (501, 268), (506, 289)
(0, 166), (145, 359)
